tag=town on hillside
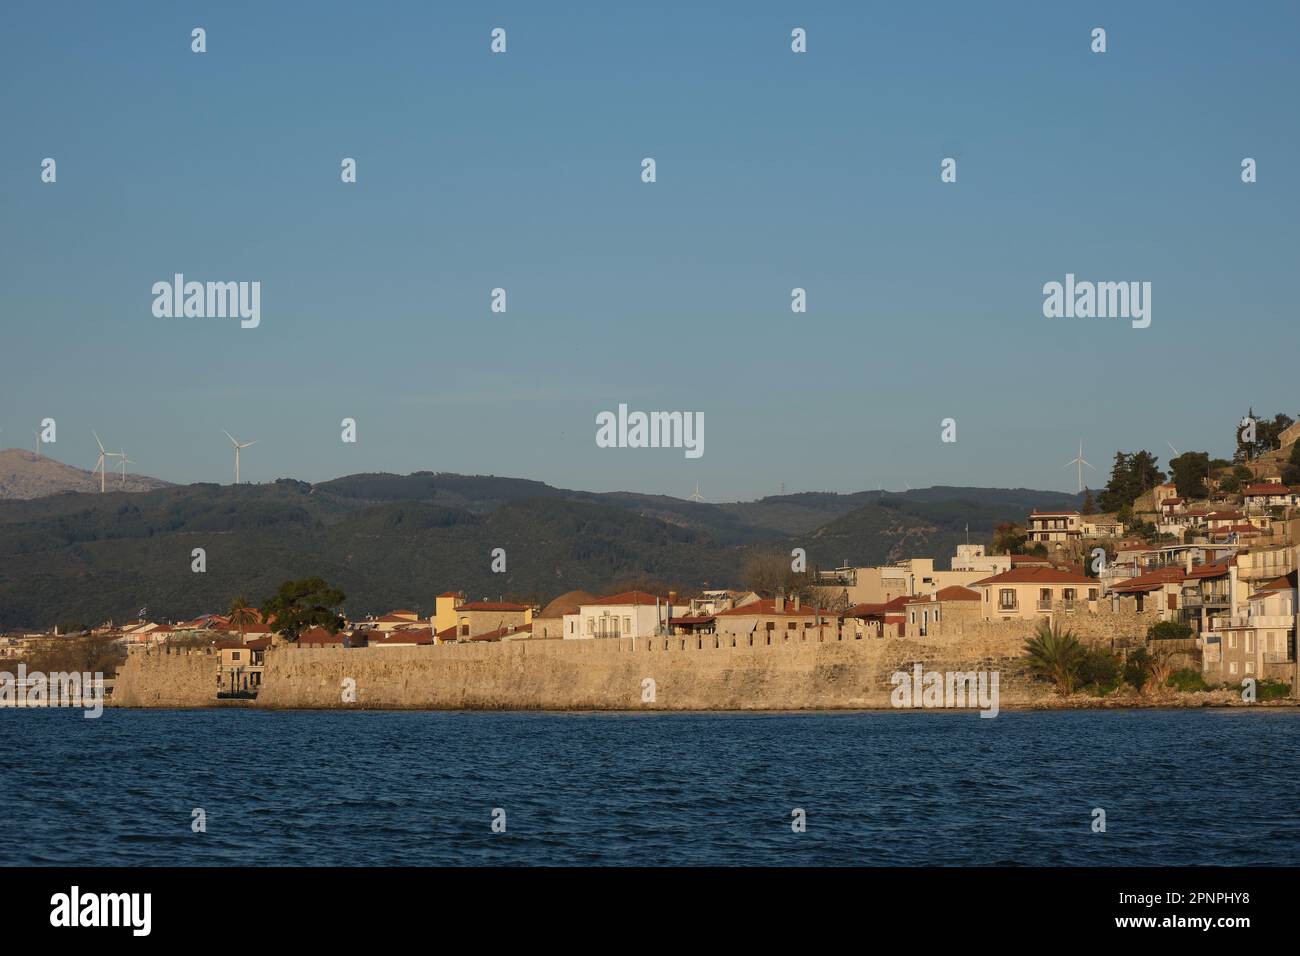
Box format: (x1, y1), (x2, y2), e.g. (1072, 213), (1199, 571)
(5, 417), (1300, 702)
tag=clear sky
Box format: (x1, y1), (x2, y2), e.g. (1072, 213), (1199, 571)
(2, 1), (1296, 500)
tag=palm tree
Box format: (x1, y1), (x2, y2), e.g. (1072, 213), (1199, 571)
(228, 595), (259, 639)
(1024, 619), (1085, 695)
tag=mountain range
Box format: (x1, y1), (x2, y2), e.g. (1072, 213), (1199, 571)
(0, 452), (1081, 630)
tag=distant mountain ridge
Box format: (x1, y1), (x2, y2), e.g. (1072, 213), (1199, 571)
(0, 448), (173, 499)
(0, 468), (1081, 629)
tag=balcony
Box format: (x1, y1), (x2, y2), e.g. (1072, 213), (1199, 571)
(1251, 614), (1295, 628)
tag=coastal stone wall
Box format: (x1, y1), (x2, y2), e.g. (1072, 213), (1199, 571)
(110, 605), (1227, 710)
(113, 647), (217, 707)
(253, 629), (1056, 710)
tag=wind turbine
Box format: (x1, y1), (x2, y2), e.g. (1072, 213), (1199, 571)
(117, 449), (135, 488)
(1167, 441), (1180, 459)
(33, 429), (42, 458)
(92, 432), (122, 493)
(223, 431), (257, 485)
(687, 481), (705, 502)
(1063, 440), (1095, 494)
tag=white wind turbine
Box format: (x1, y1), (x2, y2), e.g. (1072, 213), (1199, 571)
(687, 481), (705, 502)
(117, 448), (135, 488)
(223, 430), (257, 485)
(1167, 441), (1180, 458)
(33, 429), (42, 458)
(1063, 440), (1095, 494)
(92, 431), (122, 493)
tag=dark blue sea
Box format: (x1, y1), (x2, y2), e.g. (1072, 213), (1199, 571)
(1, 709), (1296, 866)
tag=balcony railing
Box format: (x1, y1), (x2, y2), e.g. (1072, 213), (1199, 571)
(1036, 600), (1052, 611)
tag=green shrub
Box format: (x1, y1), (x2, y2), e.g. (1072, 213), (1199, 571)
(1167, 668), (1208, 693)
(1148, 620), (1194, 641)
(1257, 679), (1292, 702)
(1078, 647), (1122, 696)
(1123, 648), (1151, 690)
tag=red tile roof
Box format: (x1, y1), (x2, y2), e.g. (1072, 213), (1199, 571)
(1110, 567), (1185, 593)
(584, 591), (666, 607)
(1243, 484), (1290, 495)
(1252, 571), (1297, 595)
(906, 586), (981, 604)
(844, 595), (913, 617)
(971, 567), (1095, 586)
(369, 629), (434, 645)
(715, 599), (822, 617)
(1185, 559), (1234, 579)
(467, 623), (533, 642)
(297, 627), (345, 645)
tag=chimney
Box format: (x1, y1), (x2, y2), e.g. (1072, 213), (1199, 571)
(793, 594), (801, 611)
(774, 593), (785, 613)
(1184, 551), (1193, 575)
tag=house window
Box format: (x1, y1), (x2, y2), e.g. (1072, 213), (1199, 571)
(1089, 588), (1099, 601)
(1245, 661), (1255, 673)
(1229, 662), (1238, 675)
(909, 611), (916, 623)
(587, 617), (594, 635)
(624, 617), (632, 634)
(999, 589), (1016, 610)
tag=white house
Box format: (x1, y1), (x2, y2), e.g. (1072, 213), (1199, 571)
(561, 590), (677, 639)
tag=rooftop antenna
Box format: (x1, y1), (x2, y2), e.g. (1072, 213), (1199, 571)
(223, 430), (257, 485)
(1063, 440), (1095, 494)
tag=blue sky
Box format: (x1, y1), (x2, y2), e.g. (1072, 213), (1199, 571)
(2, 1), (1296, 500)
